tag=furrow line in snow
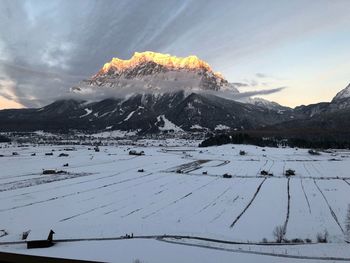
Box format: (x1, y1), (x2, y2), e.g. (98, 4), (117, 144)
(210, 196), (239, 223)
(214, 160), (230, 167)
(104, 205), (128, 215)
(60, 202), (114, 222)
(153, 177), (189, 196)
(104, 177), (190, 217)
(256, 159), (268, 176)
(303, 163), (312, 176)
(142, 178), (219, 219)
(343, 179), (350, 187)
(0, 173), (93, 192)
(197, 186), (232, 213)
(310, 162), (324, 176)
(210, 209), (226, 222)
(142, 192), (193, 219)
(120, 177), (201, 218)
(66, 156), (138, 169)
(121, 208), (143, 218)
(104, 172), (167, 197)
(0, 172), (38, 181)
(300, 178), (311, 214)
(313, 179), (344, 234)
(1, 162), (156, 200)
(164, 160), (210, 173)
(0, 173), (154, 213)
(230, 178), (267, 228)
(268, 160), (274, 172)
(59, 174), (166, 221)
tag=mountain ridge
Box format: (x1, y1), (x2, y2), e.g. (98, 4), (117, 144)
(0, 52), (349, 136)
(0, 91), (296, 133)
(72, 52), (235, 94)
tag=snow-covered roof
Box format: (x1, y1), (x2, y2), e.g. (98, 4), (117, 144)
(26, 229), (54, 241)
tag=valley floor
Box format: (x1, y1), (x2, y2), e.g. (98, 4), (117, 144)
(0, 140), (349, 262)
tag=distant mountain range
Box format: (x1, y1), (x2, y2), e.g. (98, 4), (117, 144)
(0, 52), (349, 138)
(261, 83), (350, 139)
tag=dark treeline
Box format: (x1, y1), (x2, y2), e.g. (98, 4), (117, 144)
(0, 135), (11, 143)
(199, 133), (280, 148)
(199, 133), (350, 149)
(287, 137), (350, 149)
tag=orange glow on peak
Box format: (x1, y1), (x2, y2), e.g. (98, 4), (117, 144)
(215, 72), (224, 79)
(100, 51), (224, 79)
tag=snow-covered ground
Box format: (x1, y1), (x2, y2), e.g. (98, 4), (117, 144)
(0, 142), (349, 262)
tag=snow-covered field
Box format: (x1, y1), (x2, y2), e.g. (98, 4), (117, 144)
(0, 141), (349, 262)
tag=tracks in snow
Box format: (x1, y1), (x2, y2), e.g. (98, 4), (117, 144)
(58, 173), (177, 221)
(300, 179), (311, 214)
(60, 202), (114, 222)
(142, 178), (219, 219)
(0, 173), (93, 192)
(165, 160), (210, 173)
(344, 179), (350, 187)
(0, 172), (154, 213)
(313, 179), (344, 234)
(310, 155), (344, 234)
(214, 160), (230, 167)
(1, 159), (162, 201)
(210, 196), (239, 223)
(197, 186), (231, 214)
(230, 178), (267, 228)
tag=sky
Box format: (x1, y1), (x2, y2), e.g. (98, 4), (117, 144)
(0, 0), (349, 109)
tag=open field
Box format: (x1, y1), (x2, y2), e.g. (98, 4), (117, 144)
(0, 141), (349, 262)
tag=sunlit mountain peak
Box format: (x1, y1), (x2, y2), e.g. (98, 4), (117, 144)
(99, 51), (224, 79)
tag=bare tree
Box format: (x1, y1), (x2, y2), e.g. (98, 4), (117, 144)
(316, 229), (329, 243)
(273, 225), (284, 243)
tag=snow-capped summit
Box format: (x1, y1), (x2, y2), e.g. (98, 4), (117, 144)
(332, 83), (350, 102)
(72, 51), (237, 94)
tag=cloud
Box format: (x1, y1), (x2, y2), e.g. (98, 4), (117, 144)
(0, 0), (349, 108)
(40, 42), (74, 70)
(0, 61), (84, 107)
(204, 87), (287, 101)
(238, 87), (286, 98)
(0, 79), (17, 101)
(231, 82), (250, 88)
(256, 73), (267, 78)
(63, 80), (286, 104)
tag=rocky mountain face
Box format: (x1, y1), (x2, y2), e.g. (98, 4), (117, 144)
(332, 83), (350, 101)
(0, 51), (348, 136)
(0, 91), (294, 133)
(72, 52), (238, 94)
